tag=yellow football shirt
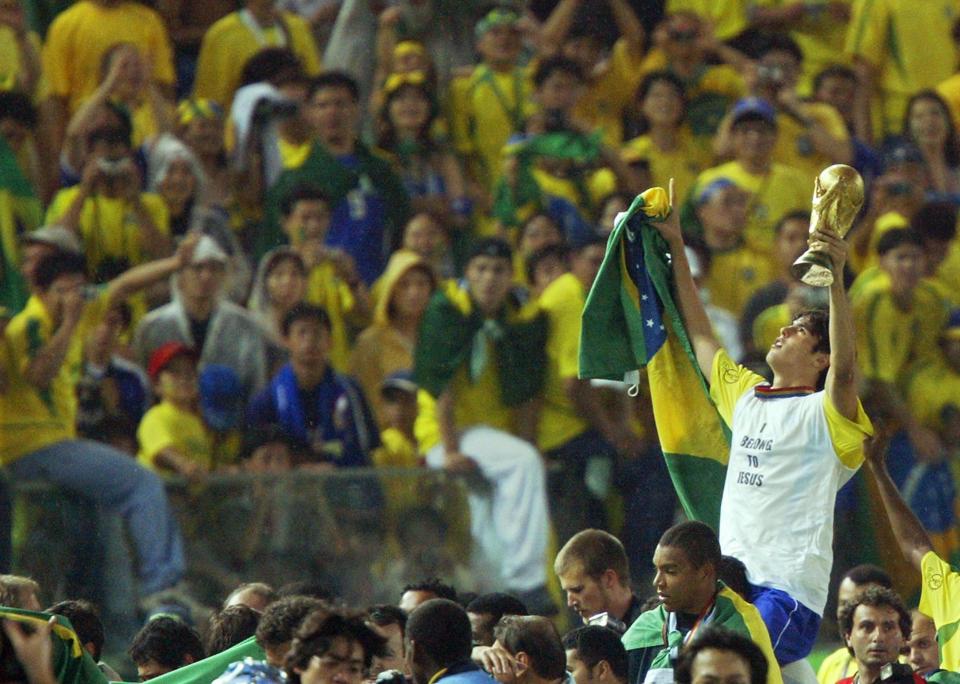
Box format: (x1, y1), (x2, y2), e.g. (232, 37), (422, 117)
(537, 273), (589, 452)
(752, 302), (791, 353)
(851, 274), (949, 384)
(621, 131), (710, 206)
(45, 189), (170, 277)
(773, 103), (850, 184)
(0, 293), (107, 464)
(137, 400), (214, 473)
(193, 10), (322, 108)
(448, 64), (534, 192)
(919, 551), (960, 671)
(816, 646), (857, 684)
(845, 0), (959, 137)
(305, 261), (355, 373)
(573, 38), (645, 148)
(0, 28), (47, 101)
(665, 0), (749, 39)
(42, 1), (175, 114)
(705, 242), (774, 318)
(904, 358), (960, 433)
(692, 161), (811, 253)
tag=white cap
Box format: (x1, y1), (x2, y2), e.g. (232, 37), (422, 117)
(23, 225), (83, 255)
(191, 234), (229, 265)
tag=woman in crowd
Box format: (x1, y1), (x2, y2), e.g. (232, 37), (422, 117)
(248, 247), (310, 372)
(903, 90), (960, 201)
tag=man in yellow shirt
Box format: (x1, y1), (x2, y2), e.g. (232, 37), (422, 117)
(1, 240), (197, 600)
(664, 0), (748, 41)
(193, 0), (322, 108)
(851, 229), (950, 461)
(865, 432), (960, 673)
(537, 0), (646, 147)
(691, 98), (810, 254)
(846, 0), (958, 140)
(448, 8), (533, 196)
(905, 311), (960, 448)
(138, 342), (213, 478)
(714, 35), (852, 183)
(413, 238), (552, 613)
(42, 0), (175, 149)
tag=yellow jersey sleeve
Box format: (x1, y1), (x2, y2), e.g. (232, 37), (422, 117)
(709, 348), (765, 426)
(137, 405), (177, 468)
(44, 187), (78, 225)
(413, 388), (440, 453)
(845, 0), (888, 65)
(822, 393), (872, 468)
(540, 279), (583, 380)
(853, 290), (899, 383)
(919, 550), (960, 671)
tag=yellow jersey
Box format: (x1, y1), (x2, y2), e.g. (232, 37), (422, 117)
(773, 103), (850, 184)
(137, 400), (214, 473)
(305, 261), (356, 373)
(573, 38), (645, 148)
(665, 0), (749, 39)
(705, 242), (774, 318)
(621, 130), (710, 205)
(919, 551), (960, 671)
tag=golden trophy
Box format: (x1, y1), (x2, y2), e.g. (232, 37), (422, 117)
(791, 164), (864, 287)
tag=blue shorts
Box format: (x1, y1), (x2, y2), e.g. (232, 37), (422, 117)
(748, 584), (821, 666)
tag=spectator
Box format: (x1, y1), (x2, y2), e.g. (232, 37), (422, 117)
(193, 0), (322, 108)
(224, 582), (279, 613)
(562, 626), (628, 684)
(248, 247), (309, 370)
(846, 0), (957, 140)
(129, 615), (205, 681)
(366, 604), (409, 679)
(490, 615), (566, 684)
(284, 611), (388, 684)
(674, 628), (769, 684)
(350, 251), (436, 423)
(811, 66), (881, 183)
(836, 587), (920, 684)
(0, 0), (43, 100)
(465, 593), (527, 649)
(371, 373), (421, 473)
(514, 213), (564, 285)
(175, 99), (231, 207)
(47, 599), (121, 681)
(0, 574), (41, 609)
(902, 91), (960, 201)
(621, 71), (710, 204)
(661, 1), (747, 42)
(256, 596), (328, 668)
(906, 611), (940, 678)
(399, 578), (458, 614)
(690, 97), (809, 255)
(0, 90), (47, 204)
(135, 234), (270, 401)
(207, 604), (262, 656)
(42, 0), (175, 148)
(413, 238), (551, 613)
(406, 599), (495, 684)
(525, 244), (568, 300)
(906, 310), (960, 449)
(399, 212), (453, 280)
(538, 0), (646, 147)
(247, 303), (380, 467)
(1, 247), (193, 603)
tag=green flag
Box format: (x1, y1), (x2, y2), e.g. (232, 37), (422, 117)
(0, 607), (106, 684)
(112, 636), (265, 684)
(0, 136), (40, 313)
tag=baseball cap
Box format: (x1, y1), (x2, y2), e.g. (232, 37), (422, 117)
(198, 364), (243, 431)
(147, 342), (198, 381)
(729, 97), (777, 127)
(475, 7), (520, 39)
(22, 226), (83, 255)
(191, 234), (229, 265)
(945, 309), (960, 340)
(695, 178), (739, 206)
(381, 371), (418, 398)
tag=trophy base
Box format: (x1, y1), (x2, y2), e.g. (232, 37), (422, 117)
(791, 251), (835, 287)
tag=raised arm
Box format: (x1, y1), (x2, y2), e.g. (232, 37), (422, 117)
(655, 180), (721, 376)
(607, 0), (645, 55)
(863, 431), (933, 571)
(103, 232), (198, 309)
(538, 0), (579, 56)
(816, 229), (860, 421)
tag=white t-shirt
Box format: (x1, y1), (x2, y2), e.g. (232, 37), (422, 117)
(709, 349), (873, 615)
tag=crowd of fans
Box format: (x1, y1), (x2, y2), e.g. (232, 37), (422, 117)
(1, 0), (960, 682)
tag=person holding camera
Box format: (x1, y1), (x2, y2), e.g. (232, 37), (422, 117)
(46, 124), (173, 285)
(714, 34), (853, 183)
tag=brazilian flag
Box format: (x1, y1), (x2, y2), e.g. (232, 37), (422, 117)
(579, 187), (728, 527)
(0, 607), (106, 684)
(0, 136), (41, 313)
(114, 635), (264, 684)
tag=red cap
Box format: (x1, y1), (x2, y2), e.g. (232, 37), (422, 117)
(148, 342), (198, 381)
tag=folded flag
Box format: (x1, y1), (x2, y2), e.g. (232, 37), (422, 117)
(0, 607), (106, 684)
(112, 636), (265, 684)
(579, 187), (729, 528)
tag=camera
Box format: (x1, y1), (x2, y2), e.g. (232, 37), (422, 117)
(96, 157), (132, 176)
(756, 64), (785, 88)
(252, 98), (300, 126)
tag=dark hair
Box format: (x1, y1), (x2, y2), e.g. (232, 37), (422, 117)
(562, 625), (628, 682)
(792, 309), (831, 355)
(86, 123), (132, 151)
(240, 48), (306, 88)
(466, 593), (528, 621)
(774, 210), (809, 234)
(377, 78), (438, 153)
(533, 56), (584, 89)
(526, 243), (569, 284)
(310, 71), (361, 103)
(368, 604), (407, 633)
(904, 90), (960, 168)
(281, 303), (332, 337)
(206, 605), (261, 656)
(717, 555), (750, 600)
(571, 235), (608, 253)
(555, 529), (631, 585)
(675, 626), (768, 684)
(842, 564), (893, 589)
(494, 616), (566, 681)
(285, 611), (388, 684)
(876, 227), (924, 256)
(406, 599), (474, 667)
(758, 33), (804, 64)
(46, 600), (105, 661)
(402, 578), (457, 603)
(279, 184), (330, 217)
(277, 581), (336, 602)
(128, 616), (204, 668)
(255, 596), (327, 650)
(34, 251), (87, 291)
(634, 70), (687, 134)
(224, 582), (278, 609)
(911, 202), (959, 243)
(813, 64), (858, 94)
(838, 586), (912, 655)
(657, 521), (721, 571)
(0, 91), (38, 129)
(467, 237), (513, 264)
